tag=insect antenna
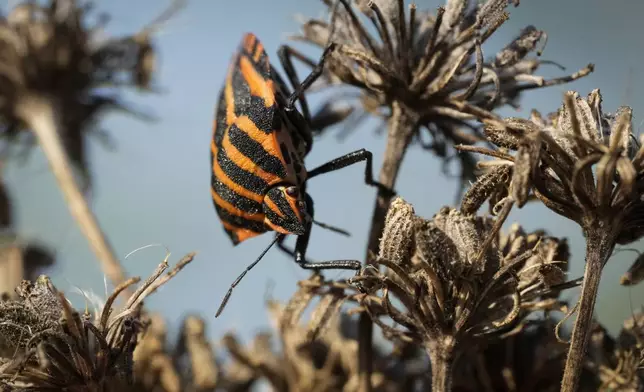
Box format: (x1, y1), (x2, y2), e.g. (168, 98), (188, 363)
(313, 219), (351, 236)
(215, 234), (283, 317)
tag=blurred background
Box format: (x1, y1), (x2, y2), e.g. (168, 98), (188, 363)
(4, 0), (644, 346)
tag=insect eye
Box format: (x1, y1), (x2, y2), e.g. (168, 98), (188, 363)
(285, 186), (299, 197)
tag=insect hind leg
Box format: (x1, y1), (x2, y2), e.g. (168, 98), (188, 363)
(307, 148), (395, 196)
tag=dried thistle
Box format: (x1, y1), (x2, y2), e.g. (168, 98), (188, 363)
(0, 252), (195, 391)
(346, 197), (576, 391)
(290, 0), (592, 196)
(290, 5), (591, 384)
(0, 0), (184, 294)
(461, 88), (644, 391)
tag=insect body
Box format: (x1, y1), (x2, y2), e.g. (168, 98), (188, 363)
(211, 33), (391, 316)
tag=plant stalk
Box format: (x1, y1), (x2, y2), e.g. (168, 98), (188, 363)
(16, 95), (129, 292)
(359, 101), (418, 392)
(0, 245), (23, 298)
(427, 339), (455, 392)
(560, 226), (614, 392)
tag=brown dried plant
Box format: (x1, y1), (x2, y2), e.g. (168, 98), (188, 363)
(0, 0), (184, 294)
(0, 252), (194, 391)
(460, 88), (644, 391)
(287, 2), (592, 386)
(337, 197), (578, 391)
(3, 0), (643, 391)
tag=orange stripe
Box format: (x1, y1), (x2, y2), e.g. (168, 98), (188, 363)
(225, 66), (236, 126)
(264, 197), (284, 218)
(239, 56), (275, 107)
(222, 131), (279, 185)
(253, 42), (264, 63)
(235, 116), (285, 165)
(222, 221), (262, 242)
(211, 188), (264, 222)
(286, 193), (303, 222)
(212, 149), (264, 204)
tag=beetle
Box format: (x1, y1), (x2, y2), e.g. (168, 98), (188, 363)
(211, 32), (392, 316)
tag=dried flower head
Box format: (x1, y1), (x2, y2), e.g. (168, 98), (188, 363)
(0, 0), (182, 187)
(345, 197), (575, 390)
(289, 0), (592, 189)
(0, 253), (194, 391)
(462, 88), (644, 390)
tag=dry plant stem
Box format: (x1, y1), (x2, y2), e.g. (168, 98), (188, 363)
(359, 101), (419, 392)
(428, 342), (455, 392)
(561, 226), (615, 392)
(15, 95), (128, 293)
(0, 246), (23, 297)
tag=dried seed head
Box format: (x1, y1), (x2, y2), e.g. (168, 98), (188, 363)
(432, 206), (497, 274)
(466, 88), (644, 247)
(379, 197), (416, 265)
(289, 0), (592, 194)
(460, 163), (512, 214)
(511, 131), (541, 207)
(344, 201), (575, 373)
(494, 25), (545, 68)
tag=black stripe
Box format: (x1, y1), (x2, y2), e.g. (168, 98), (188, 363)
(247, 96), (276, 134)
(213, 87), (228, 148)
(230, 61), (277, 134)
(216, 146), (269, 195)
(214, 204), (267, 233)
(265, 190), (305, 235)
(274, 190), (301, 222)
(264, 209), (288, 231)
(211, 178), (263, 214)
(228, 124), (286, 179)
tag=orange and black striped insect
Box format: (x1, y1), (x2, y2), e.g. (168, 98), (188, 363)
(211, 33), (391, 316)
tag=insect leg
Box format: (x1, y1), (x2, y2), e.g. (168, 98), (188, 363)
(215, 234), (283, 318)
(280, 193), (360, 270)
(276, 45), (319, 124)
(281, 43), (337, 116)
(306, 148), (395, 196)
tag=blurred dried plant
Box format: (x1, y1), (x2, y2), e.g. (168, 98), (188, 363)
(452, 318), (601, 392)
(461, 88), (644, 391)
(0, 252), (194, 391)
(0, 162), (54, 298)
(586, 314), (644, 392)
(0, 0), (184, 295)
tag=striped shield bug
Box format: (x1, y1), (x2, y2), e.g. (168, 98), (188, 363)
(211, 32), (393, 316)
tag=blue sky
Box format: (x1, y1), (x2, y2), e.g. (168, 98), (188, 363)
(5, 0), (644, 345)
